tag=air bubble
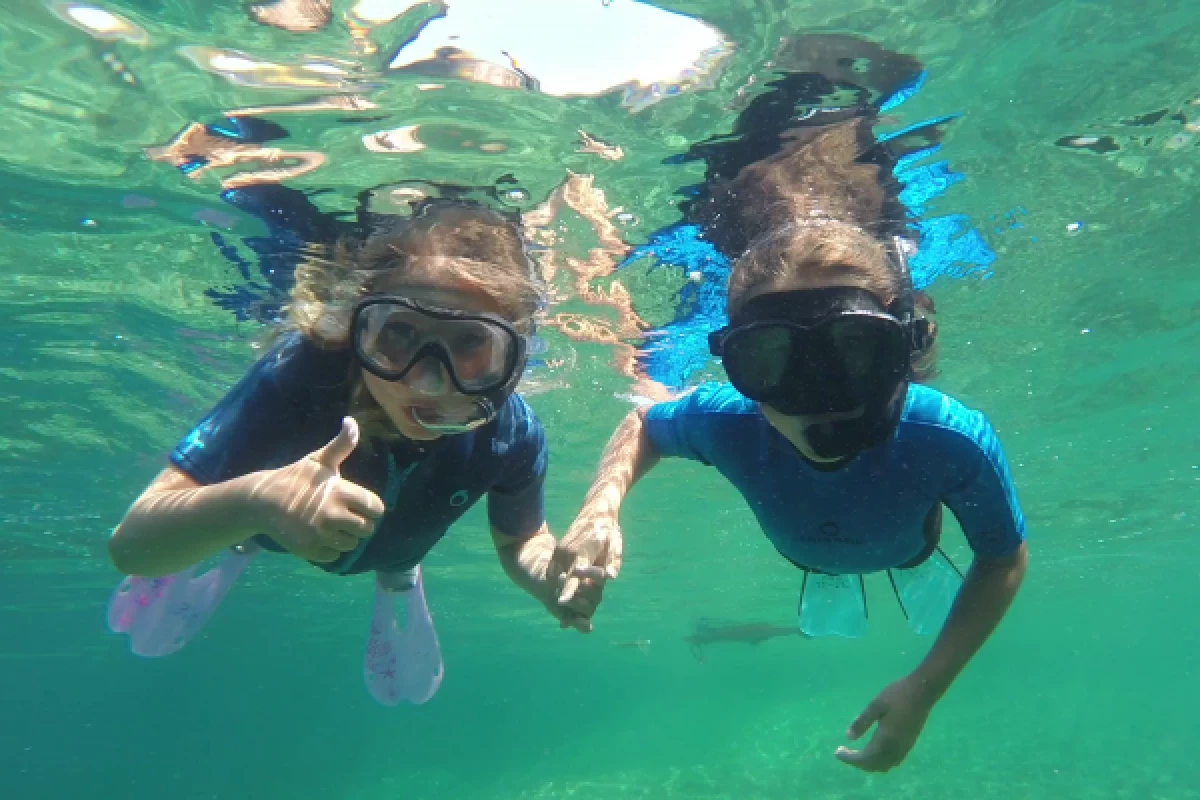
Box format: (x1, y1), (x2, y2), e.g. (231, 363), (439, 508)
(501, 188), (529, 206)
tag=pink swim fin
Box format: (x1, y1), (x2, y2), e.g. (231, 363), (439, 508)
(364, 566), (444, 706)
(107, 545), (258, 657)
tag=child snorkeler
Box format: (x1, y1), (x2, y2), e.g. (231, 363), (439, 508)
(108, 198), (599, 706)
(552, 35), (1028, 771)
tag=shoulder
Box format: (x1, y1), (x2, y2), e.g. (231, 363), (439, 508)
(483, 393), (546, 464)
(898, 384), (1008, 468)
(643, 383), (761, 463)
(237, 330), (354, 401)
(493, 392), (543, 440)
(901, 385), (995, 443)
(649, 382), (759, 420)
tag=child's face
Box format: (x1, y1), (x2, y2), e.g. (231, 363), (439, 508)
(359, 279), (512, 441)
(733, 272), (888, 465)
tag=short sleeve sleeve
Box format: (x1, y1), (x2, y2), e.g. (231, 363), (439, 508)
(486, 396), (548, 538)
(940, 410), (1027, 558)
(643, 383), (743, 464)
(170, 334), (330, 484)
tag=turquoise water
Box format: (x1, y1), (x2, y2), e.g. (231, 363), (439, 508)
(3, 0), (1200, 797)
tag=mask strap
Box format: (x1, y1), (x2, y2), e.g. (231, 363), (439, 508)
(889, 236), (933, 351)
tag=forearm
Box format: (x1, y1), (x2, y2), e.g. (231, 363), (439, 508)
(578, 408), (660, 518)
(110, 470), (273, 577)
(492, 525), (555, 601)
(909, 542), (1028, 701)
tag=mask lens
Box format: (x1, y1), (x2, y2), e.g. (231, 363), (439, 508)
(721, 315), (908, 412)
(354, 301), (516, 393)
(442, 323), (510, 391)
(722, 326), (794, 400)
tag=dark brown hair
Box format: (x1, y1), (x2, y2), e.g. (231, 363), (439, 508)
(700, 116), (938, 379)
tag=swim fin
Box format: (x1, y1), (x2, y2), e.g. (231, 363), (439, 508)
(364, 566), (445, 706)
(107, 544), (258, 657)
(798, 571), (868, 638)
(888, 548), (962, 635)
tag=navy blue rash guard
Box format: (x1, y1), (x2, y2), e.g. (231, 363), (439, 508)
(644, 382), (1025, 574)
(170, 332), (548, 575)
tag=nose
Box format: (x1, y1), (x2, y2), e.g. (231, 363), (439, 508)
(403, 355), (449, 396)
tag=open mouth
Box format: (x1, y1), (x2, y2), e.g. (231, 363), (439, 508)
(801, 404), (867, 426)
(406, 404), (489, 434)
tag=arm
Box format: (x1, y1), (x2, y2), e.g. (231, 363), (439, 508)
(110, 417), (383, 578)
(491, 523), (592, 633)
(573, 406), (661, 524)
(109, 466), (274, 577)
(837, 543), (1028, 772)
(909, 542), (1027, 702)
(491, 523), (555, 599)
(546, 406), (663, 613)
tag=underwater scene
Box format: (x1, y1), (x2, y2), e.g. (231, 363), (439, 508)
(2, 0), (1199, 798)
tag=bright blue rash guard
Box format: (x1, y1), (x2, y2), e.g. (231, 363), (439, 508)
(170, 332), (548, 574)
(644, 382), (1025, 574)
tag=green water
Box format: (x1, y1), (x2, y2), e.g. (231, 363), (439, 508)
(2, 0), (1199, 797)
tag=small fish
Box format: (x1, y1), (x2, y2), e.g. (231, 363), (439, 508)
(611, 639), (651, 654)
(684, 620), (808, 662)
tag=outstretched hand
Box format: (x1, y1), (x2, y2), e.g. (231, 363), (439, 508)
(834, 676), (935, 772)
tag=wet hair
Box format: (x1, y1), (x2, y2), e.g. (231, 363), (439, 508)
(284, 201), (543, 438)
(705, 116), (939, 379)
(288, 201), (542, 346)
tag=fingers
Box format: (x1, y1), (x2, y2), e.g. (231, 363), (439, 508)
(311, 417), (360, 470)
(601, 526), (623, 580)
(320, 512), (375, 540)
(307, 546), (341, 564)
(557, 555), (595, 604)
(570, 565), (609, 582)
(563, 581), (600, 616)
(341, 483), (386, 520)
(835, 739), (902, 773)
(846, 700), (885, 740)
(557, 572), (582, 605)
(557, 609), (593, 633)
(835, 745), (871, 769)
(326, 530), (361, 552)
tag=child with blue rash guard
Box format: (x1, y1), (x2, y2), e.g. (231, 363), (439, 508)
(551, 53), (1028, 770)
(108, 201), (600, 705)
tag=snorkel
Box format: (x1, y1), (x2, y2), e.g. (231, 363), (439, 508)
(408, 348), (527, 434)
(790, 237), (929, 460)
(407, 350), (527, 435)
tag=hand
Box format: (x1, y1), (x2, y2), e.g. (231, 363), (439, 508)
(548, 510), (624, 624)
(250, 417), (385, 563)
(834, 676), (936, 772)
(500, 528), (601, 633)
(542, 569), (604, 635)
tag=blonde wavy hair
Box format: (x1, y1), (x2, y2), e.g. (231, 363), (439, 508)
(283, 202), (543, 437)
(288, 203), (541, 344)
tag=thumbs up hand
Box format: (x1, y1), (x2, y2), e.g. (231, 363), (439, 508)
(249, 417), (386, 564)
